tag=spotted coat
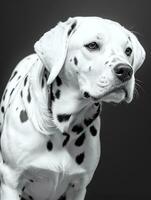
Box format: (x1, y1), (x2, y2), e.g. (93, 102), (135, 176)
(0, 54), (101, 200)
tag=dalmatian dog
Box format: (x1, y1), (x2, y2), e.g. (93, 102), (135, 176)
(0, 16), (145, 200)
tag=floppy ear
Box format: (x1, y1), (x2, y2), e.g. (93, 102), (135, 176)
(127, 31), (146, 71)
(34, 17), (77, 84)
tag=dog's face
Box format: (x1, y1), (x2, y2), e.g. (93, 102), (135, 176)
(64, 17), (145, 103)
(35, 17), (145, 104)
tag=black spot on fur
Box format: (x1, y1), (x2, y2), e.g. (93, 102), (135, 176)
(18, 75), (21, 80)
(56, 76), (62, 86)
(10, 88), (15, 96)
(49, 85), (55, 111)
(1, 106), (4, 113)
(20, 197), (26, 200)
(55, 90), (61, 99)
(94, 103), (99, 106)
(105, 61), (109, 65)
(22, 186), (25, 192)
(45, 74), (48, 81)
(57, 195), (66, 200)
(47, 140), (53, 151)
(93, 105), (100, 119)
(3, 89), (7, 101)
(24, 76), (28, 86)
(72, 125), (83, 134)
(27, 88), (31, 103)
(68, 22), (77, 36)
(90, 125), (97, 136)
(74, 57), (78, 65)
(20, 110), (28, 123)
(44, 68), (49, 81)
(51, 85), (55, 101)
(29, 179), (34, 182)
(10, 71), (17, 81)
(62, 132), (70, 146)
(57, 114), (71, 122)
(28, 195), (34, 200)
(44, 74), (48, 81)
(75, 133), (85, 146)
(84, 92), (90, 98)
(41, 78), (44, 88)
(70, 183), (75, 188)
(20, 91), (23, 98)
(76, 152), (85, 165)
(84, 105), (100, 127)
(84, 118), (93, 127)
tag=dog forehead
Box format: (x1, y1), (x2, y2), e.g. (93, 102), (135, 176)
(70, 17), (128, 45)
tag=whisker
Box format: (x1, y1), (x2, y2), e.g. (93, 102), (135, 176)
(134, 87), (139, 99)
(135, 78), (144, 84)
(130, 29), (144, 37)
(128, 26), (145, 38)
(135, 82), (145, 92)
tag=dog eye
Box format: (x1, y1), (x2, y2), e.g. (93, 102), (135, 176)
(125, 47), (132, 56)
(84, 42), (100, 51)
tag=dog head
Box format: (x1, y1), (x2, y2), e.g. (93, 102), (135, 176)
(35, 16), (146, 104)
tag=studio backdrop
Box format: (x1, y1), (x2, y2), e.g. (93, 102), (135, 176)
(1, 0), (150, 199)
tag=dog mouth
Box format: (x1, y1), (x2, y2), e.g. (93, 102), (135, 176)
(84, 86), (129, 103)
(96, 87), (127, 99)
(102, 88), (129, 103)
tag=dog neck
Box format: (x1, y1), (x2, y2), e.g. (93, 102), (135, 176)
(29, 63), (101, 135)
(49, 70), (101, 133)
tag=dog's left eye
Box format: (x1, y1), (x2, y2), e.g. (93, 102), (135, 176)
(84, 42), (100, 51)
(125, 47), (132, 56)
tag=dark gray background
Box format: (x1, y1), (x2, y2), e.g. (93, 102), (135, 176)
(1, 0), (150, 199)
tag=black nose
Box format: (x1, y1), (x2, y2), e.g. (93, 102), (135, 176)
(114, 65), (133, 82)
